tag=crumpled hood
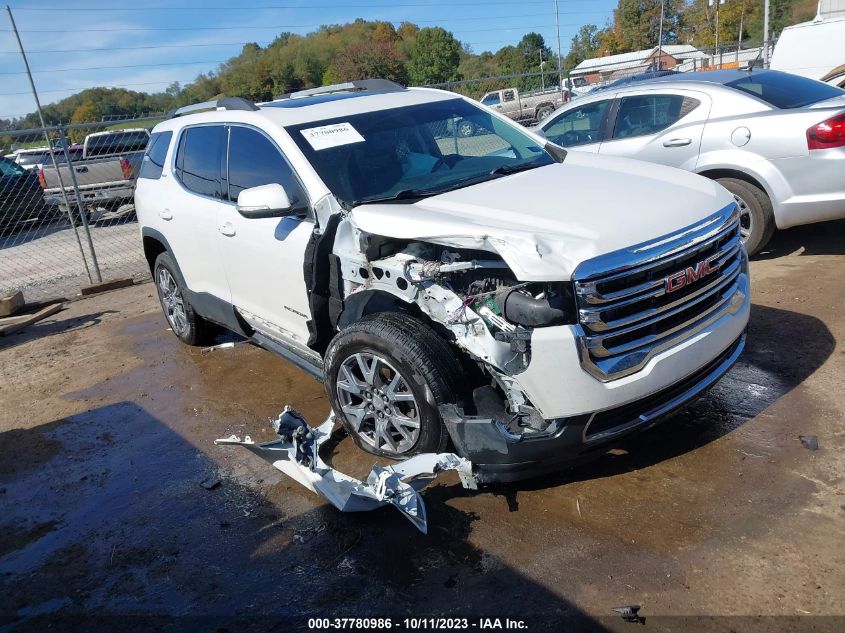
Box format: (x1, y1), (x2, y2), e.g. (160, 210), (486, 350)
(350, 151), (735, 280)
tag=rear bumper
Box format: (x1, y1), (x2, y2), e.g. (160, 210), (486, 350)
(767, 150), (845, 229)
(441, 333), (746, 483)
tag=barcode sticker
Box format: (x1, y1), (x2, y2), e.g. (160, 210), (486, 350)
(300, 122), (365, 150)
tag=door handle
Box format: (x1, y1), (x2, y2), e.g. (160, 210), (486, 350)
(663, 138), (692, 147)
(218, 221), (236, 237)
(158, 208), (172, 220)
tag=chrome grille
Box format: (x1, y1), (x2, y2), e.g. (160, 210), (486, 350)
(572, 204), (748, 381)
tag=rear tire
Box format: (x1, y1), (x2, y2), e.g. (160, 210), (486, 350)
(323, 312), (463, 459)
(716, 177), (775, 256)
(153, 251), (214, 346)
(536, 106), (554, 122)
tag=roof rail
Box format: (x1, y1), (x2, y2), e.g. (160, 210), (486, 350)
(281, 79), (404, 100)
(166, 96), (259, 119)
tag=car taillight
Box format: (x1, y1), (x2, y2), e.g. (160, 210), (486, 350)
(120, 157), (133, 179)
(37, 168), (46, 189)
(807, 112), (845, 150)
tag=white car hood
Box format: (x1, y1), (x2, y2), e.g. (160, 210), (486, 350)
(350, 151), (735, 280)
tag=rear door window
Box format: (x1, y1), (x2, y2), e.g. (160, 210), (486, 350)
(611, 94), (700, 140)
(139, 131), (172, 180)
(226, 126), (307, 207)
(174, 125), (225, 198)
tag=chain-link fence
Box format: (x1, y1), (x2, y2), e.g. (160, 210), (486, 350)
(0, 118), (159, 301)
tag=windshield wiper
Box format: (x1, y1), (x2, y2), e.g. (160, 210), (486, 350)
(489, 160), (548, 176)
(350, 188), (437, 207)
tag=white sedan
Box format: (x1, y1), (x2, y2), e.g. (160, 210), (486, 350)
(535, 69), (845, 254)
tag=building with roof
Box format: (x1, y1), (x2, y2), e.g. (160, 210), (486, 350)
(570, 45), (708, 84)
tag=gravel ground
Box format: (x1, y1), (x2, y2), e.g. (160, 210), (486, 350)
(0, 220), (843, 632)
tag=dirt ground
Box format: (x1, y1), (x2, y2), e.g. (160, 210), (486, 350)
(0, 220), (843, 632)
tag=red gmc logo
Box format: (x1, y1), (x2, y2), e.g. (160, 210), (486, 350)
(664, 254), (722, 294)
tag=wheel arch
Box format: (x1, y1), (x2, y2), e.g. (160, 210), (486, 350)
(697, 167), (768, 196)
(141, 227), (173, 275)
(336, 288), (454, 343)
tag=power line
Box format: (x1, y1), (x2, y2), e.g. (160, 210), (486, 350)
(0, 78), (201, 97)
(0, 59), (230, 76)
(10, 17), (591, 34)
(0, 42), (253, 55)
(8, 0), (595, 10)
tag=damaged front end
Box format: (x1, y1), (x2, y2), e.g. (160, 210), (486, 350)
(215, 406), (477, 533)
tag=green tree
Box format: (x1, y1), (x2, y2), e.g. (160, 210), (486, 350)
(516, 32), (553, 72)
(609, 0), (682, 52)
(564, 24), (601, 70)
(408, 27), (462, 85)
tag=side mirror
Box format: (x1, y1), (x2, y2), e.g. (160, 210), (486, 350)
(236, 183), (300, 219)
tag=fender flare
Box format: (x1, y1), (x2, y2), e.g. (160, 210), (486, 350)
(336, 289), (415, 331)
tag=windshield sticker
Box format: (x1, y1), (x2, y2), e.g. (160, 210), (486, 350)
(301, 122), (365, 150)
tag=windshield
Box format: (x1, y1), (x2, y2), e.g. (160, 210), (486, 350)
(54, 149), (84, 164)
(286, 98), (554, 207)
(727, 72), (844, 109)
(16, 152), (48, 166)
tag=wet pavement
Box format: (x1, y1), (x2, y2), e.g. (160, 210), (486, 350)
(0, 220), (844, 631)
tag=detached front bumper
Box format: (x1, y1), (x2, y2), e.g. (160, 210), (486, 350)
(441, 332), (745, 483)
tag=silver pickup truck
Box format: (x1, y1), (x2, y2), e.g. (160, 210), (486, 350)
(40, 128), (150, 219)
(479, 86), (569, 125)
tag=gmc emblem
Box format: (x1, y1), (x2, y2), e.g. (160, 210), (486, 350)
(664, 254), (722, 294)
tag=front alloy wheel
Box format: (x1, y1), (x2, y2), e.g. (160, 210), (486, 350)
(323, 312), (463, 458)
(335, 352), (421, 453)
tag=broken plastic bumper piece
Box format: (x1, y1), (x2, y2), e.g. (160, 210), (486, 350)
(215, 406), (477, 534)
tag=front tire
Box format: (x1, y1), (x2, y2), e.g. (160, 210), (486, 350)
(323, 313), (463, 459)
(716, 177), (775, 256)
(153, 251), (214, 346)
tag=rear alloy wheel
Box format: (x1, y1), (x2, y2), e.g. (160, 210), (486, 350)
(324, 312), (463, 459)
(153, 252), (214, 345)
(715, 177), (775, 256)
(536, 106), (554, 122)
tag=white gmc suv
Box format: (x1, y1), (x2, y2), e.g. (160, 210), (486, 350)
(136, 79), (750, 482)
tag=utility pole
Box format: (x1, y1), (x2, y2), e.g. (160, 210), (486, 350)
(763, 0), (771, 66)
(5, 4), (96, 283)
(539, 50), (545, 91)
(715, 0), (720, 67)
(657, 0), (665, 70)
(554, 0), (563, 92)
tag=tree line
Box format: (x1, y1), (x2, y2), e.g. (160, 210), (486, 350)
(1, 0), (818, 133)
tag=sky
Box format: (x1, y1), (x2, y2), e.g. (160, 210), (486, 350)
(0, 0), (618, 120)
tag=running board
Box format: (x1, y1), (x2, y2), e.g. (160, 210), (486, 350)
(251, 332), (324, 380)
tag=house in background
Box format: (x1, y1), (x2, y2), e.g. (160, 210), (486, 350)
(569, 45), (708, 85)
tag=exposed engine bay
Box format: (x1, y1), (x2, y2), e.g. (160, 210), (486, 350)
(332, 217), (576, 440)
